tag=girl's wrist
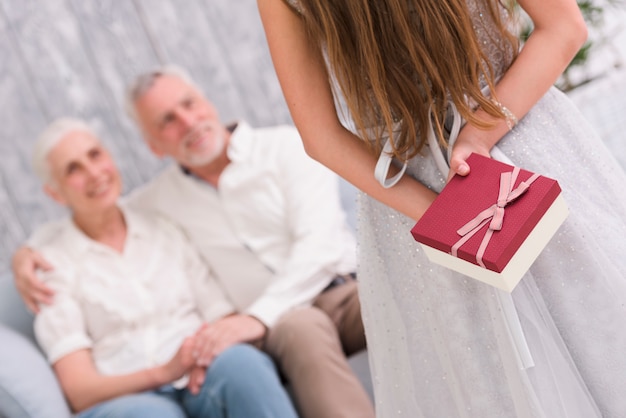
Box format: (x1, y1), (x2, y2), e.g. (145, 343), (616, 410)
(490, 99), (518, 131)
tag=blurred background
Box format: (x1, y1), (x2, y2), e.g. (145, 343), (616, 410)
(0, 0), (624, 273)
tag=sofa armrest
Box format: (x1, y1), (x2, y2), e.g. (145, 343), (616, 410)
(0, 325), (72, 418)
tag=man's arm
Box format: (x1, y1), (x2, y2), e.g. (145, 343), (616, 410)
(194, 127), (357, 365)
(192, 314), (266, 368)
(244, 126), (358, 326)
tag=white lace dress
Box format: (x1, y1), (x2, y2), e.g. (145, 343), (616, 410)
(287, 1), (626, 417)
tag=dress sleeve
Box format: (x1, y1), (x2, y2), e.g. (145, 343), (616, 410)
(284, 0), (303, 14)
(33, 254), (92, 364)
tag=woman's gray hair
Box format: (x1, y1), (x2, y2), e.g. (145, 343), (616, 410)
(125, 64), (200, 122)
(32, 118), (95, 185)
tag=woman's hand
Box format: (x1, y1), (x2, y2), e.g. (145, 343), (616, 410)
(186, 365), (207, 395)
(54, 345), (199, 413)
(160, 336), (198, 383)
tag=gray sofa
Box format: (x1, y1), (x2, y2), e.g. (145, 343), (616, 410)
(0, 179), (372, 418)
(0, 272), (73, 418)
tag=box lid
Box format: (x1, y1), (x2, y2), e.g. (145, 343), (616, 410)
(411, 153), (562, 272)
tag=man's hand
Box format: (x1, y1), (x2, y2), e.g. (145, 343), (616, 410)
(11, 246), (55, 313)
(192, 314), (267, 367)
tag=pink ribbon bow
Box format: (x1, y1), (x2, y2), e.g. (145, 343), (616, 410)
(450, 166), (540, 269)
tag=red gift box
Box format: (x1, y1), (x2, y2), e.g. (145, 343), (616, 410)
(411, 153), (568, 292)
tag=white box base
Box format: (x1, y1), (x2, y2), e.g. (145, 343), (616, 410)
(420, 194), (569, 292)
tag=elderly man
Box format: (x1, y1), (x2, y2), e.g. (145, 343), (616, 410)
(28, 118), (298, 418)
(14, 66), (373, 418)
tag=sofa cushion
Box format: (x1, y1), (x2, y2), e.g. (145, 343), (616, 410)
(0, 325), (71, 418)
(0, 270), (36, 342)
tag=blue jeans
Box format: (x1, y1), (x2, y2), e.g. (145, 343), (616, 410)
(78, 344), (298, 418)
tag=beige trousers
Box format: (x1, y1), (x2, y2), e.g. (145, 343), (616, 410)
(264, 280), (375, 418)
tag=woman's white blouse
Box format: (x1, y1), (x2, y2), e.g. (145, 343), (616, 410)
(33, 207), (235, 377)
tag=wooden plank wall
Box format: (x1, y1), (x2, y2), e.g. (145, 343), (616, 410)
(0, 1), (624, 273)
(0, 0), (292, 271)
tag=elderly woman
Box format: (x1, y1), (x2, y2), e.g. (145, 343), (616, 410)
(30, 118), (298, 418)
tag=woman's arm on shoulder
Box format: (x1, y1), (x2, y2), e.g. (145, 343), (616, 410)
(257, 0), (436, 221)
(449, 0), (587, 176)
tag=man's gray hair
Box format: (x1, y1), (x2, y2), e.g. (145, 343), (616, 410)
(32, 117), (95, 185)
(125, 64), (201, 122)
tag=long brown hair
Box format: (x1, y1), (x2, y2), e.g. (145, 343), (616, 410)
(285, 0), (519, 160)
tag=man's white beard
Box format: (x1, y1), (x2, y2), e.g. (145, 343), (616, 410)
(180, 121), (226, 167)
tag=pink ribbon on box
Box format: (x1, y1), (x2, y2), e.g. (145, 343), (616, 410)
(450, 166), (540, 269)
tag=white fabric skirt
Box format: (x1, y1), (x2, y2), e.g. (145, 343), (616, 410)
(356, 87), (626, 418)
